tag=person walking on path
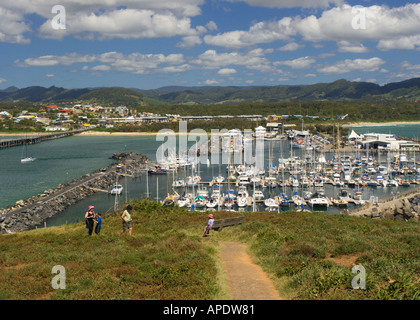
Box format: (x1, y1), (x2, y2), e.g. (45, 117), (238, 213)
(119, 205), (133, 236)
(202, 214), (214, 237)
(95, 213), (102, 235)
(85, 205), (96, 236)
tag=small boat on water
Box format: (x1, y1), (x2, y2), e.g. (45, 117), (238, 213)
(148, 166), (167, 175)
(308, 192), (329, 208)
(21, 156), (36, 163)
(172, 178), (185, 188)
(264, 197), (279, 208)
(110, 184), (123, 195)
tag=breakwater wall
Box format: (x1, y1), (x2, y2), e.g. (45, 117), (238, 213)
(0, 152), (151, 234)
(348, 188), (420, 221)
(0, 129), (86, 149)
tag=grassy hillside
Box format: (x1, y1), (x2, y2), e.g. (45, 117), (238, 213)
(0, 200), (419, 300)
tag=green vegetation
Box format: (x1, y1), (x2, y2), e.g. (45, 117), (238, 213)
(139, 100), (420, 122)
(79, 87), (144, 108)
(0, 200), (418, 300)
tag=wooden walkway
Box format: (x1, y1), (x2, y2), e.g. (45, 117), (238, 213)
(0, 129), (86, 149)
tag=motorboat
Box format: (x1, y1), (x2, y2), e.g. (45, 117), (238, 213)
(308, 193), (329, 208)
(172, 178), (185, 188)
(110, 184), (123, 195)
(148, 166), (167, 175)
(237, 186), (249, 207)
(21, 156), (36, 163)
(193, 195), (206, 209)
(264, 197), (279, 208)
(206, 197), (219, 208)
(252, 190), (265, 201)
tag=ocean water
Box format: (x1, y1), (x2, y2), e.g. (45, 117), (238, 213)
(347, 123), (420, 139)
(0, 128), (418, 228)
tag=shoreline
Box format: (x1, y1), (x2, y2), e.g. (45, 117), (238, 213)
(344, 121), (420, 127)
(1, 120), (420, 137)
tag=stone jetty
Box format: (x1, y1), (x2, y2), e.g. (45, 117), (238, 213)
(0, 152), (151, 234)
(348, 190), (420, 222)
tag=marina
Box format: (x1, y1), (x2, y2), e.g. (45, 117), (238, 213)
(1, 124), (419, 228)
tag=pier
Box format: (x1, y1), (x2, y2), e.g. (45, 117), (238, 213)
(0, 129), (86, 149)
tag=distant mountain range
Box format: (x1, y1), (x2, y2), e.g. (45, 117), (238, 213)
(1, 78), (419, 106)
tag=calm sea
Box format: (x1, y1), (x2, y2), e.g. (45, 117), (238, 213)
(0, 124), (418, 227)
(347, 123), (420, 139)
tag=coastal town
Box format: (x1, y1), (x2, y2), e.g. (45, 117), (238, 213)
(0, 102), (351, 132)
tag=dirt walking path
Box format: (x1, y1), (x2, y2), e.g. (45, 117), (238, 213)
(219, 241), (282, 300)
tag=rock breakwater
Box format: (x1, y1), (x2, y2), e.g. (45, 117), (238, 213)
(349, 191), (420, 222)
(0, 152), (151, 234)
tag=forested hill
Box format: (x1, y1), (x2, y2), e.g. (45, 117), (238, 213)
(137, 78), (420, 104)
(0, 86), (144, 107)
(1, 78), (420, 105)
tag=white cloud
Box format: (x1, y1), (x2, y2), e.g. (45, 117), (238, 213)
(177, 35), (202, 48)
(224, 0), (342, 9)
(0, 7), (30, 44)
(377, 35), (420, 51)
(192, 49), (273, 72)
(278, 42), (304, 52)
(18, 53), (96, 67)
(39, 9), (198, 40)
(204, 79), (221, 85)
(274, 56), (316, 69)
(217, 68), (237, 75)
(204, 18), (295, 49)
(317, 57), (385, 74)
(0, 78), (7, 84)
(1, 0), (205, 42)
(203, 3), (420, 51)
(337, 41), (370, 53)
(206, 21), (218, 31)
(16, 51), (187, 75)
(90, 65), (111, 72)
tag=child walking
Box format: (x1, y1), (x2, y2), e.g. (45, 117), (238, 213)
(95, 213), (102, 235)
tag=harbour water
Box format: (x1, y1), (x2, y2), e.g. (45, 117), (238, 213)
(1, 124), (419, 228)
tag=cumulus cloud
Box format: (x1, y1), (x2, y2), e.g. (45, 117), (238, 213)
(217, 68), (237, 75)
(274, 56), (316, 69)
(0, 7), (30, 44)
(337, 41), (370, 53)
(16, 51), (187, 75)
(204, 18), (295, 49)
(192, 48), (273, 72)
(0, 78), (7, 84)
(317, 57), (385, 74)
(1, 0), (205, 42)
(278, 42), (304, 52)
(224, 0), (342, 9)
(177, 35), (202, 48)
(203, 3), (420, 50)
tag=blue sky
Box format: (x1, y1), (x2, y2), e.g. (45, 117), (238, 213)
(0, 0), (419, 90)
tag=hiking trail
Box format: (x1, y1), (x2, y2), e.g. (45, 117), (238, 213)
(219, 241), (282, 300)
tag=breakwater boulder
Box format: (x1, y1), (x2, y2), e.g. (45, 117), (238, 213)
(0, 152), (152, 234)
(349, 192), (420, 222)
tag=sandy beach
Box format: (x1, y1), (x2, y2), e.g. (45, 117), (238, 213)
(78, 131), (157, 136)
(344, 121), (420, 127)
